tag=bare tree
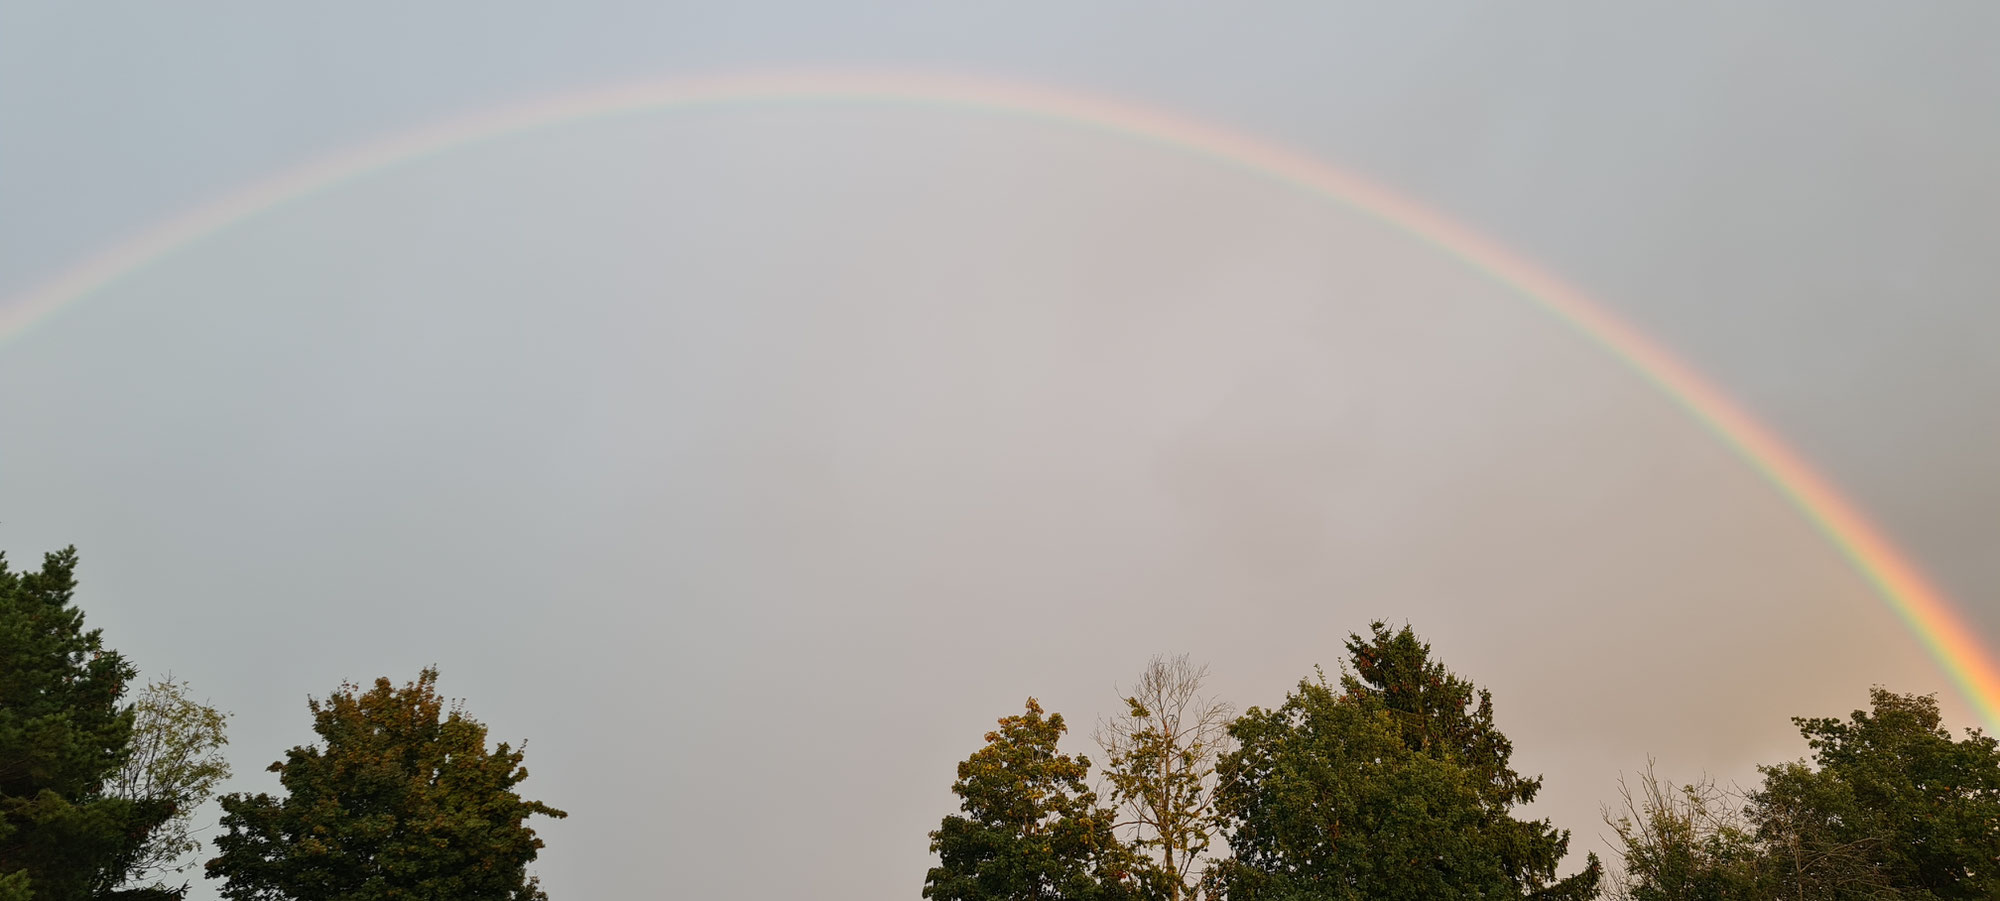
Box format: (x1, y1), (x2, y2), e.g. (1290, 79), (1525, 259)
(1095, 655), (1233, 901)
(1602, 758), (1898, 901)
(1601, 758), (1759, 901)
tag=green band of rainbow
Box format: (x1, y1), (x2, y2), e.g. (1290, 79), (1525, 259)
(6, 70), (1994, 728)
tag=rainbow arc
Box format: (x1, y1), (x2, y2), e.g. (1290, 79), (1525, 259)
(5, 70), (1993, 727)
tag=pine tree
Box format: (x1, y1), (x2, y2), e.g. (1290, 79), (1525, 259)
(1342, 622), (1601, 899)
(0, 547), (172, 900)
(1209, 623), (1601, 900)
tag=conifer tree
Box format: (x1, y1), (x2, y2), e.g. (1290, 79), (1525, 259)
(1341, 622), (1601, 899)
(0, 547), (172, 900)
(1209, 623), (1600, 900)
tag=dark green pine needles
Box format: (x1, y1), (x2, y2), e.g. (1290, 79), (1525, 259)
(1207, 623), (1602, 901)
(0, 548), (175, 901)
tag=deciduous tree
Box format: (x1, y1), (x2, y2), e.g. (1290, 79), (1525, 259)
(926, 698), (1156, 901)
(107, 677), (231, 896)
(206, 667), (566, 901)
(1750, 688), (2000, 900)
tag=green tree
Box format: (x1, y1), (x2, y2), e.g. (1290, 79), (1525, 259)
(1210, 668), (1508, 900)
(1096, 655), (1233, 901)
(1208, 623), (1600, 900)
(205, 667), (566, 901)
(926, 698), (1157, 901)
(107, 677), (231, 896)
(0, 547), (173, 900)
(1341, 622), (1601, 899)
(1750, 761), (1896, 901)
(1749, 688), (2000, 901)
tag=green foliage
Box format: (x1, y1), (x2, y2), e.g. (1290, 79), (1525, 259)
(205, 667), (566, 901)
(0, 870), (30, 901)
(108, 677), (232, 894)
(1208, 623), (1600, 900)
(1606, 689), (2000, 901)
(926, 698), (1158, 901)
(1341, 622), (1601, 899)
(1210, 670), (1507, 900)
(1748, 761), (1895, 900)
(0, 547), (172, 901)
(1749, 688), (2000, 901)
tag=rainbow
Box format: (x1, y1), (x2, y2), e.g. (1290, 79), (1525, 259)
(5, 70), (1995, 728)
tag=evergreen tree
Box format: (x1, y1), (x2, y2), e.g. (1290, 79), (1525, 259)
(0, 547), (172, 900)
(1341, 622), (1601, 899)
(926, 698), (1157, 901)
(206, 667), (566, 901)
(1209, 623), (1600, 900)
(1211, 669), (1511, 900)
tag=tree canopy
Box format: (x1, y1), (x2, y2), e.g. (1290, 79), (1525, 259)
(9, 539), (1996, 901)
(205, 667), (566, 901)
(1207, 623), (1600, 900)
(1607, 689), (2000, 901)
(926, 698), (1157, 901)
(1756, 688), (2000, 900)
(1210, 669), (1518, 900)
(1343, 623), (1602, 899)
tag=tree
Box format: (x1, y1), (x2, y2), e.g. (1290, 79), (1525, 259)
(1095, 655), (1233, 901)
(205, 667), (566, 901)
(1207, 623), (1601, 900)
(1748, 688), (2000, 901)
(1341, 622), (1601, 899)
(1605, 688), (2000, 901)
(0, 547), (173, 900)
(1749, 761), (1897, 901)
(106, 677), (231, 896)
(1601, 761), (1761, 901)
(926, 698), (1157, 901)
(1210, 668), (1510, 900)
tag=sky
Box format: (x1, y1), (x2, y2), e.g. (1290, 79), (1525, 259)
(3, 3), (1998, 898)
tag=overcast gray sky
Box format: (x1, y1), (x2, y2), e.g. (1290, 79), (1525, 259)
(3, 3), (1998, 898)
